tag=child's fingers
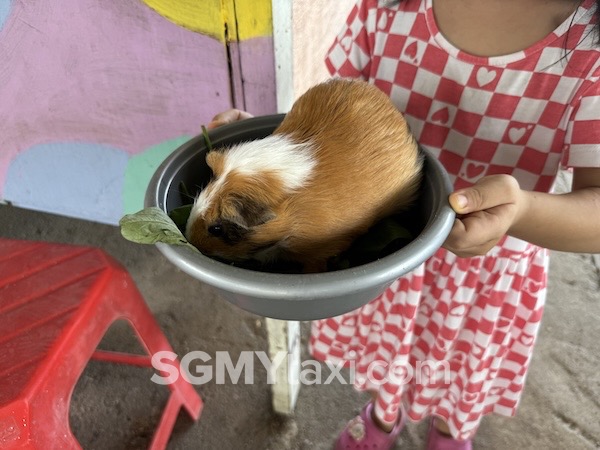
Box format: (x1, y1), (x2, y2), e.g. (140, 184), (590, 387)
(443, 205), (515, 257)
(206, 109), (254, 129)
(449, 174), (520, 214)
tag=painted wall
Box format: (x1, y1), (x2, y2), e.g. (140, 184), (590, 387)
(271, 0), (354, 114)
(292, 1), (355, 99)
(0, 0), (276, 224)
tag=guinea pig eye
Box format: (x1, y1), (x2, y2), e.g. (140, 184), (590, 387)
(208, 223), (224, 237)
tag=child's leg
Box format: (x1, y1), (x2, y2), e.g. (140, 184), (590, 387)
(370, 393), (461, 437)
(370, 392), (401, 433)
(372, 410), (395, 433)
(427, 418), (473, 450)
(433, 418), (452, 435)
(366, 391), (396, 432)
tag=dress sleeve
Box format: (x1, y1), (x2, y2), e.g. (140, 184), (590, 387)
(324, 0), (376, 80)
(563, 79), (600, 168)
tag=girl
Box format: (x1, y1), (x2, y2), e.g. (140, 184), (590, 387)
(209, 0), (600, 448)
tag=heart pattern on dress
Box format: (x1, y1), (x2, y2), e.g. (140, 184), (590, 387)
(524, 279), (544, 293)
(507, 123), (534, 144)
(419, 303), (433, 316)
(472, 343), (485, 356)
(497, 318), (511, 329)
(342, 316), (356, 327)
(449, 304), (467, 317)
(404, 41), (419, 63)
(462, 391), (479, 403)
(508, 127), (526, 143)
(431, 107), (450, 124)
(489, 387), (503, 396)
(436, 337), (451, 352)
(466, 162), (485, 180)
(340, 31), (353, 52)
(377, 12), (389, 31)
(476, 67), (497, 87)
(519, 333), (534, 346)
(451, 352), (467, 365)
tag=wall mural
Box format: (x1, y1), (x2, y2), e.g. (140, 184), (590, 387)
(0, 0), (275, 224)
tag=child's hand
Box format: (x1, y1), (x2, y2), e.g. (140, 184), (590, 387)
(443, 175), (527, 258)
(206, 109), (254, 129)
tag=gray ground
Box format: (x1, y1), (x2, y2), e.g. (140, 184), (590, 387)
(1, 203), (599, 450)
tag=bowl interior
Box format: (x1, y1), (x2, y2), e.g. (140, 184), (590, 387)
(164, 118), (430, 259)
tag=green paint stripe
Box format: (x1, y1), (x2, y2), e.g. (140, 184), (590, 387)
(123, 135), (191, 214)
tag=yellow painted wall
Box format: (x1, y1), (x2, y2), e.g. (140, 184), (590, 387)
(141, 0), (272, 42)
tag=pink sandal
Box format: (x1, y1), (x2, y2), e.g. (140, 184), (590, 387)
(334, 402), (406, 450)
(426, 418), (473, 450)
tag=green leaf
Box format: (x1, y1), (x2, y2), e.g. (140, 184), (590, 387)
(201, 125), (213, 151)
(168, 204), (193, 232)
(119, 207), (199, 252)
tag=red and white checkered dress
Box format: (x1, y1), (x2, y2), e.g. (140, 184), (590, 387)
(310, 0), (600, 440)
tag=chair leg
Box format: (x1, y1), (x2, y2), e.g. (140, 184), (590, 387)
(106, 270), (202, 419)
(148, 395), (185, 450)
(76, 264), (202, 449)
(91, 349), (153, 367)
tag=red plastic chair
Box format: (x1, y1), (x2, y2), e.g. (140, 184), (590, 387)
(0, 238), (202, 449)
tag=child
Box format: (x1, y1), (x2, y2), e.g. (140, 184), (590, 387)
(209, 1), (600, 448)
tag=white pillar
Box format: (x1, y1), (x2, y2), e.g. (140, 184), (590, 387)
(267, 0), (301, 415)
(265, 318), (301, 414)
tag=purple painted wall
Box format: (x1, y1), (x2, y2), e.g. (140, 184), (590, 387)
(0, 0), (276, 224)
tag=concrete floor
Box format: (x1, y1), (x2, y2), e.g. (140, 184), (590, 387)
(1, 203), (599, 450)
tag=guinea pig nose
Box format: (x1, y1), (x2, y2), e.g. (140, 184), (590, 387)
(208, 223), (224, 237)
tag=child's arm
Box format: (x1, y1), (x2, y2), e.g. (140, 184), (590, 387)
(443, 167), (600, 257)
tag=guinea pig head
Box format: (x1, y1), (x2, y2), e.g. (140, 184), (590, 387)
(185, 137), (316, 263)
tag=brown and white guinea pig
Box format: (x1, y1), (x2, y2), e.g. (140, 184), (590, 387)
(185, 78), (423, 273)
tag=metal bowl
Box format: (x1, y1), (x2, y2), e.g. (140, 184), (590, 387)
(145, 114), (455, 320)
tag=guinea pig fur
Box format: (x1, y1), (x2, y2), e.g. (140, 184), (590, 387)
(185, 78), (423, 273)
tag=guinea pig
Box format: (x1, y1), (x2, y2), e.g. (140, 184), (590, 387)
(185, 78), (423, 273)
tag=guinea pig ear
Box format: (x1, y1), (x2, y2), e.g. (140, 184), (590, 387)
(228, 194), (276, 229)
(206, 151), (225, 176)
